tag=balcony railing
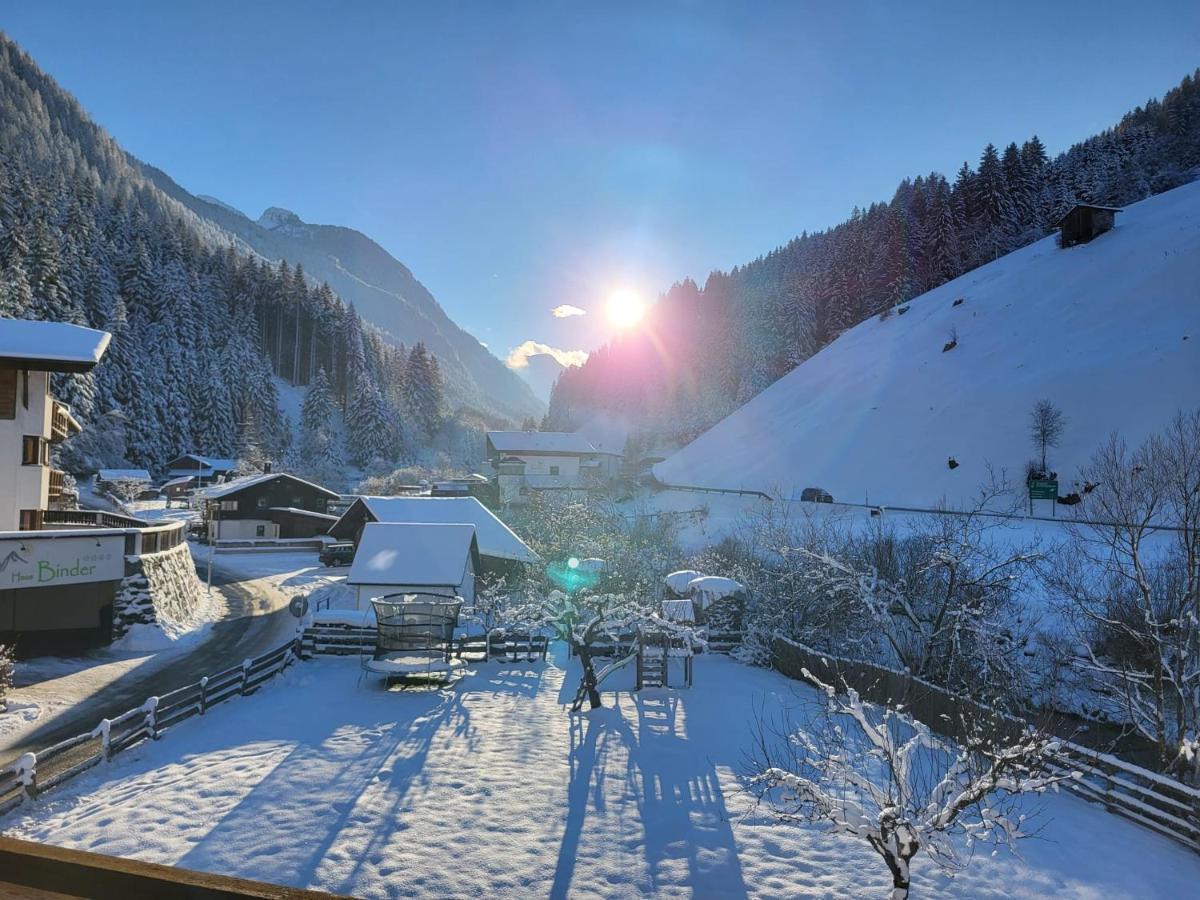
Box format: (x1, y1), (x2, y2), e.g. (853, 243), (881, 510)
(49, 401), (74, 443)
(40, 508), (149, 530)
(47, 468), (66, 502)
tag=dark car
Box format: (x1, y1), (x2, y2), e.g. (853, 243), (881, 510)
(800, 487), (833, 503)
(319, 542), (356, 567)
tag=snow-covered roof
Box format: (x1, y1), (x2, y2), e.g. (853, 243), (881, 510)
(487, 431), (599, 455)
(98, 469), (151, 482)
(348, 522), (479, 588)
(687, 576), (744, 610)
(1054, 203), (1123, 226)
(665, 570), (704, 596)
(161, 475), (196, 489)
(0, 318), (111, 372)
(168, 454), (238, 471)
(268, 507), (338, 520)
(351, 496), (539, 563)
(197, 472), (339, 501)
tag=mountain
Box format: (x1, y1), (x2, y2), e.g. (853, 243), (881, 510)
(0, 34), (506, 478)
(547, 69), (1200, 443)
(514, 352), (566, 403)
(653, 181), (1200, 507)
(134, 168), (542, 422)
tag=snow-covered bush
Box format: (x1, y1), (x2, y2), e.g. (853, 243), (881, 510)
(749, 669), (1071, 900)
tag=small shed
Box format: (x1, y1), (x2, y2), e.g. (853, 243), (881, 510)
(347, 522), (481, 610)
(1056, 203), (1121, 247)
(161, 475), (196, 500)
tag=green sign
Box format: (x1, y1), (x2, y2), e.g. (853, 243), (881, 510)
(1029, 479), (1058, 500)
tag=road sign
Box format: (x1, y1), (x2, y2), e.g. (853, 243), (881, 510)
(1029, 479), (1058, 500)
(289, 594), (309, 618)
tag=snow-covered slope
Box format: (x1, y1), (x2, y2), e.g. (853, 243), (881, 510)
(655, 182), (1200, 507)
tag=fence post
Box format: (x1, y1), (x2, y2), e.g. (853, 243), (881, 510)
(16, 752), (37, 802)
(144, 696), (159, 740)
(98, 718), (112, 762)
(198, 676), (208, 715)
(241, 658), (252, 695)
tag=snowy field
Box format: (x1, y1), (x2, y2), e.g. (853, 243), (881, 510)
(3, 652), (1198, 898)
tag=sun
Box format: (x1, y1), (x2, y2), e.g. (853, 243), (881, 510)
(606, 289), (646, 328)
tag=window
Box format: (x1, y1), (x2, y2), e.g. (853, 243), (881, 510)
(19, 509), (43, 530)
(549, 465), (560, 476)
(255, 525), (266, 537)
(0, 368), (15, 419)
(21, 436), (47, 466)
(220, 500), (238, 512)
(256, 496), (269, 510)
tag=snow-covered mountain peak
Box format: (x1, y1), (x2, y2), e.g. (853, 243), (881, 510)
(257, 206), (305, 231)
(196, 194), (247, 218)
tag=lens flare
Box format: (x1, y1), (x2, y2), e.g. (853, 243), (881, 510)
(606, 289), (646, 328)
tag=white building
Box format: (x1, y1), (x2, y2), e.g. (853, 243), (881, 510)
(485, 431), (621, 504)
(0, 319), (108, 531)
(346, 522), (480, 610)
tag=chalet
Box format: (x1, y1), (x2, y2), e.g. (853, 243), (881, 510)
(346, 522), (480, 609)
(1056, 203), (1122, 247)
(164, 453), (238, 483)
(96, 469), (153, 497)
(0, 318), (105, 531)
(198, 472), (339, 540)
(485, 431), (621, 505)
(160, 474), (196, 501)
(328, 495), (538, 579)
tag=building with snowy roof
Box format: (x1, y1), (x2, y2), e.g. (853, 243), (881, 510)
(164, 453), (238, 482)
(328, 495), (537, 578)
(198, 471), (339, 540)
(347, 522), (481, 609)
(485, 431), (622, 502)
(1, 318), (108, 531)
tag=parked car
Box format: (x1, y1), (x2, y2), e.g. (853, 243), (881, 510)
(799, 487), (833, 503)
(319, 542), (356, 567)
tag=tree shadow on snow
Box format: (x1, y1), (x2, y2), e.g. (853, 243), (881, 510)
(551, 686), (749, 899)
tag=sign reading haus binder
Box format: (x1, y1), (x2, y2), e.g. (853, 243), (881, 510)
(0, 534), (125, 588)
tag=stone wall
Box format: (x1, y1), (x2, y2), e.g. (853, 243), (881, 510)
(113, 542), (208, 639)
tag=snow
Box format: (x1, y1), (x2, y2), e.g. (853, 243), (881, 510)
(660, 598), (696, 623)
(352, 496), (538, 563)
(685, 576), (744, 609)
(665, 570), (704, 595)
(347, 522), (476, 588)
(4, 653), (1198, 898)
(362, 656), (466, 676)
(486, 430), (601, 454)
(197, 472), (339, 501)
(0, 701), (42, 740)
(97, 469), (151, 482)
(0, 318), (111, 367)
(654, 182), (1200, 508)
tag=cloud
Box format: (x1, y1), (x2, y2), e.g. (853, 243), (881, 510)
(506, 340), (589, 370)
(551, 304), (587, 318)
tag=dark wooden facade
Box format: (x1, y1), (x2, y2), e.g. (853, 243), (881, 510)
(269, 507), (338, 538)
(1057, 204), (1121, 247)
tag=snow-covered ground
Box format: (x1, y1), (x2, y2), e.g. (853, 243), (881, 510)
(4, 652), (1197, 898)
(655, 181), (1200, 508)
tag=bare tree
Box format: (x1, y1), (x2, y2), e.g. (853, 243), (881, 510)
(1028, 400), (1067, 475)
(749, 671), (1071, 899)
(783, 477), (1042, 708)
(1049, 410), (1200, 769)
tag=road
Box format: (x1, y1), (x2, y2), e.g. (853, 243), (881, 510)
(0, 559), (300, 769)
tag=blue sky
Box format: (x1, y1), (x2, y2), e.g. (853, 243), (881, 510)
(3, 1), (1197, 366)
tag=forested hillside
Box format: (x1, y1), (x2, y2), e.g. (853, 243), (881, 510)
(136, 166), (542, 423)
(0, 35), (497, 480)
(547, 69), (1200, 442)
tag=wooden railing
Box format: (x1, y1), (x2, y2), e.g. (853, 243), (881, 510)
(0, 636), (302, 816)
(770, 635), (1200, 853)
(300, 623), (548, 662)
(40, 508), (149, 529)
(49, 401), (72, 443)
(47, 469), (66, 502)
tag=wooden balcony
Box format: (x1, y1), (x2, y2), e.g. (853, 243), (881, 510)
(49, 400), (80, 443)
(47, 468), (66, 502)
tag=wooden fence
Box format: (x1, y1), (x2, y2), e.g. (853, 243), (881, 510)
(300, 623), (547, 662)
(770, 636), (1200, 853)
(0, 637), (302, 816)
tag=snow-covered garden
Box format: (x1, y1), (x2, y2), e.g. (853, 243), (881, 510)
(3, 650), (1198, 898)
